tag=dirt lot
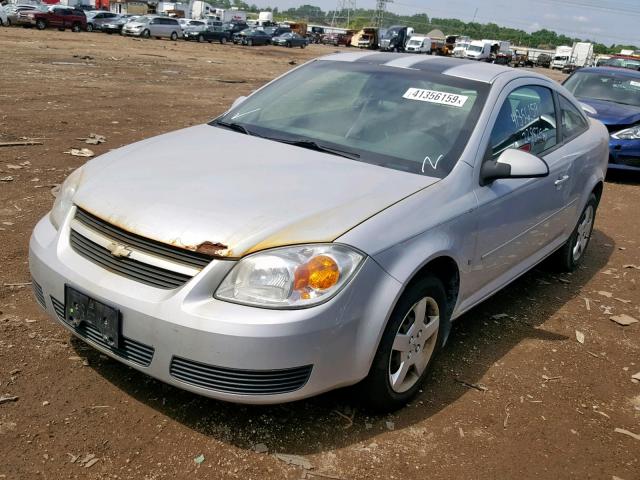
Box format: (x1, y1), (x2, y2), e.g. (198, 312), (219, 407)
(1, 27), (639, 480)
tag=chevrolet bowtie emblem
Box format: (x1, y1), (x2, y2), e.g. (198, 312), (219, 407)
(107, 242), (132, 258)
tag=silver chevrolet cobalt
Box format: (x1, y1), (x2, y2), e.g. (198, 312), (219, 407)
(30, 53), (608, 410)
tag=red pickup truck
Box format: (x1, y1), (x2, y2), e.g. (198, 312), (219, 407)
(25, 6), (87, 32)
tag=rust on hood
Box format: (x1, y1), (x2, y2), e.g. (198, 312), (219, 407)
(194, 241), (231, 257)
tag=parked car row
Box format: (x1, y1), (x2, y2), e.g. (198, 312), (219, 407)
(1, 5), (309, 49)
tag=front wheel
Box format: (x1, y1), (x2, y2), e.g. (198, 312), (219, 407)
(197, 34), (204, 43)
(551, 193), (598, 271)
(246, 38), (253, 46)
(220, 36), (227, 44)
(72, 23), (81, 32)
(36, 19), (46, 30)
(358, 275), (450, 412)
(86, 23), (93, 32)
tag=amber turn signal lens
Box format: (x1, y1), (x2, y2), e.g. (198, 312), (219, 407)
(294, 255), (340, 291)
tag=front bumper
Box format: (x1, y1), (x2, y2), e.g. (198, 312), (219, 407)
(29, 211), (400, 404)
(608, 138), (640, 171)
(122, 28), (143, 36)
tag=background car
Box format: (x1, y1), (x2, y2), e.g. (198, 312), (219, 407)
(240, 28), (272, 46)
(564, 66), (640, 171)
(85, 11), (121, 32)
(0, 5), (8, 27)
(100, 14), (137, 34)
(24, 6), (87, 32)
(271, 31), (307, 48)
(180, 19), (206, 38)
(122, 15), (181, 40)
(184, 24), (231, 43)
(13, 4), (47, 27)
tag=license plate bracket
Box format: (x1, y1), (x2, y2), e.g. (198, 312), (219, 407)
(65, 286), (121, 348)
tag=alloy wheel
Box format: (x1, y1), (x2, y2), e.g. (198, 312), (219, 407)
(572, 204), (594, 262)
(388, 296), (440, 393)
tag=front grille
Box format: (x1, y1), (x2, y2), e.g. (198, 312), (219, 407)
(69, 230), (192, 289)
(51, 296), (154, 367)
(32, 279), (46, 308)
(74, 209), (211, 269)
(170, 357), (313, 395)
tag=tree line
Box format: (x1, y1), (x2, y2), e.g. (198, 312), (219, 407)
(206, 1), (637, 54)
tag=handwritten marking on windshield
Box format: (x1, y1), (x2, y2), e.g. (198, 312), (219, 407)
(422, 154), (444, 172)
(231, 108), (262, 120)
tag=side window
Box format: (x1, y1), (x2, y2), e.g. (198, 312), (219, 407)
(489, 85), (558, 159)
(559, 95), (588, 140)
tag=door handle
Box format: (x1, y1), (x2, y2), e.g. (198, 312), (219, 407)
(554, 175), (570, 186)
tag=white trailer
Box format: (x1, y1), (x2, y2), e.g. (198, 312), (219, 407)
(210, 8), (246, 23)
(569, 42), (594, 68)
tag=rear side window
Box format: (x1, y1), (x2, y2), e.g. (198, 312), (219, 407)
(489, 85), (558, 159)
(559, 95), (588, 140)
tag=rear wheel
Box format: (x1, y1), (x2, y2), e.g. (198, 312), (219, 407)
(359, 275), (449, 412)
(72, 22), (81, 32)
(551, 193), (598, 272)
(36, 19), (46, 30)
(220, 36), (227, 44)
(170, 31), (178, 41)
(86, 23), (93, 32)
(300, 43), (305, 49)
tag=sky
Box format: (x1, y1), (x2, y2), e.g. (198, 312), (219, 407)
(249, 0), (640, 46)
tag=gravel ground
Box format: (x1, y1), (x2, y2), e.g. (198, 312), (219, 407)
(1, 27), (639, 480)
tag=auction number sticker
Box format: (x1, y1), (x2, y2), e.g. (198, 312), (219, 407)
(403, 88), (468, 107)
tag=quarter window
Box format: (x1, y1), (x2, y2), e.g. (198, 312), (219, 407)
(489, 86), (558, 159)
(559, 95), (588, 140)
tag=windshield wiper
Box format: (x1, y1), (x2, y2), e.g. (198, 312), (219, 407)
(214, 120), (258, 136)
(271, 138), (361, 160)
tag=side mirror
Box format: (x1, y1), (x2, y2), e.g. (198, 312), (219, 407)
(480, 148), (549, 186)
(230, 96), (247, 110)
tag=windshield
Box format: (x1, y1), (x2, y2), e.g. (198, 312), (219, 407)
(383, 27), (401, 39)
(408, 39), (422, 46)
(602, 58), (640, 70)
(213, 61), (488, 178)
(468, 45), (482, 53)
(135, 16), (150, 24)
(564, 71), (640, 107)
(554, 55), (568, 61)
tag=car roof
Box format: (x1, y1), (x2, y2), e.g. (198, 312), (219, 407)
(577, 66), (640, 78)
(317, 52), (544, 84)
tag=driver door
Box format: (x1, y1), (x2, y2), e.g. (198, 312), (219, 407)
(469, 83), (573, 295)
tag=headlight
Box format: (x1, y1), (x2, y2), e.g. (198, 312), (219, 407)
(215, 244), (364, 309)
(611, 125), (640, 140)
(50, 167), (83, 230)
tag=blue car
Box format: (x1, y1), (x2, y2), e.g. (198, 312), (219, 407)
(563, 66), (640, 171)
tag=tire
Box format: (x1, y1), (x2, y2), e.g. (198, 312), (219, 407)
(170, 31), (178, 41)
(72, 23), (81, 32)
(142, 29), (150, 38)
(551, 193), (598, 272)
(300, 43), (305, 49)
(86, 23), (93, 32)
(359, 275), (450, 412)
(220, 36), (227, 44)
(36, 19), (46, 30)
(286, 41), (292, 48)
(246, 38), (253, 46)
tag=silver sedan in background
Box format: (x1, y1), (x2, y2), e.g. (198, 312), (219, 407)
(29, 53), (608, 411)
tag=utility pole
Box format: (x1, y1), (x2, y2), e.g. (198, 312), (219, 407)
(372, 0), (392, 28)
(331, 0), (357, 28)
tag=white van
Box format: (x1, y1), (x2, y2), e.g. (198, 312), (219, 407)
(405, 36), (431, 54)
(465, 40), (492, 61)
(122, 15), (182, 40)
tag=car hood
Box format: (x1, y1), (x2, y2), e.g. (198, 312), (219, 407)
(578, 97), (640, 126)
(74, 125), (439, 258)
(125, 21), (146, 27)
